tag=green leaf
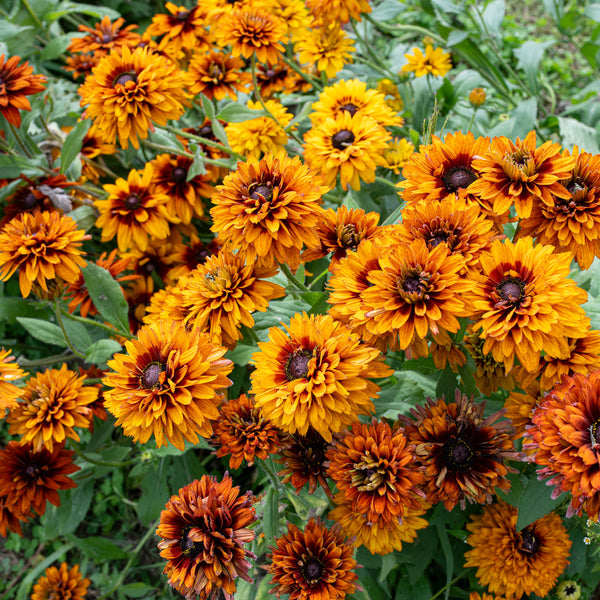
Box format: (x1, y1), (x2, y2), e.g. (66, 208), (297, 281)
(137, 467), (170, 525)
(63, 478), (95, 534)
(16, 317), (67, 347)
(0, 22), (34, 41)
(436, 365), (458, 400)
(0, 154), (46, 178)
(78, 537), (128, 560)
(378, 553), (398, 582)
(211, 119), (229, 145)
(121, 583), (156, 598)
(200, 94), (216, 120)
(85, 339), (122, 365)
(585, 3), (600, 22)
(61, 316), (93, 351)
(82, 262), (130, 334)
(46, 2), (121, 21)
(60, 119), (91, 174)
(68, 205), (96, 231)
(187, 145), (207, 180)
(436, 523), (453, 600)
(558, 116), (600, 154)
(262, 486), (280, 548)
(514, 39), (555, 94)
(481, 0), (505, 34)
(227, 343), (256, 366)
(41, 33), (77, 60)
(0, 297), (52, 323)
(216, 102), (268, 123)
(515, 476), (566, 530)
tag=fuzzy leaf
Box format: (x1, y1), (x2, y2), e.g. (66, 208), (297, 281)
(60, 119), (91, 174)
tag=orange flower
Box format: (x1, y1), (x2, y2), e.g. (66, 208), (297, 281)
(67, 15), (140, 55)
(212, 393), (282, 469)
(31, 563), (90, 600)
(465, 500), (571, 599)
(466, 237), (589, 374)
(326, 418), (424, 523)
(301, 205), (382, 267)
(165, 233), (222, 281)
(157, 474), (256, 600)
(0, 54), (46, 127)
(360, 238), (473, 351)
(187, 51), (252, 101)
(305, 0), (371, 23)
(0, 494), (29, 538)
(250, 312), (392, 441)
(103, 320), (233, 450)
(145, 2), (209, 51)
(215, 6), (286, 66)
(468, 131), (576, 219)
(0, 348), (25, 413)
(7, 364), (98, 452)
(78, 46), (188, 149)
(503, 380), (541, 439)
(95, 166), (172, 252)
(401, 45), (452, 78)
(400, 391), (519, 510)
(0, 441), (79, 517)
(524, 370), (600, 520)
(268, 518), (359, 600)
(0, 209), (89, 298)
(211, 152), (325, 270)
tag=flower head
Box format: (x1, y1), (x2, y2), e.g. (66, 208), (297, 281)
(305, 0), (371, 23)
(187, 51), (252, 101)
(267, 518), (359, 600)
(250, 312), (392, 441)
(156, 474), (256, 600)
(464, 500), (571, 599)
(67, 15), (140, 55)
(0, 209), (88, 298)
(103, 320), (233, 450)
(31, 563), (90, 600)
(0, 348), (25, 412)
(145, 2), (209, 52)
(401, 45), (452, 77)
(383, 138), (414, 174)
(0, 54), (46, 127)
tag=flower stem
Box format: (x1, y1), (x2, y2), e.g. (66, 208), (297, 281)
(55, 302), (87, 359)
(60, 306), (135, 340)
(17, 352), (75, 368)
(69, 439), (138, 468)
(427, 570), (467, 600)
(162, 124), (245, 161)
(278, 262), (310, 293)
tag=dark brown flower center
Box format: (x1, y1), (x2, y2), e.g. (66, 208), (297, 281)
(285, 350), (312, 381)
(591, 419), (600, 447)
(24, 464), (41, 479)
(144, 260), (157, 274)
(403, 276), (423, 294)
(196, 248), (212, 264)
(427, 229), (450, 248)
(443, 166), (477, 192)
(198, 124), (213, 137)
(171, 166), (187, 183)
(443, 436), (474, 470)
(498, 278), (524, 304)
(114, 71), (137, 87)
(124, 193), (142, 209)
(180, 526), (203, 558)
(302, 558), (323, 583)
(209, 63), (223, 79)
(141, 362), (164, 389)
(249, 182), (273, 202)
(332, 129), (355, 150)
(21, 190), (39, 210)
(339, 103), (358, 116)
(340, 224), (358, 249)
(520, 530), (540, 555)
(264, 68), (276, 79)
(175, 9), (189, 20)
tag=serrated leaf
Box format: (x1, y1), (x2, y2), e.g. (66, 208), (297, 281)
(436, 365), (458, 400)
(82, 262), (130, 334)
(17, 317), (67, 347)
(60, 119), (91, 174)
(85, 339), (122, 365)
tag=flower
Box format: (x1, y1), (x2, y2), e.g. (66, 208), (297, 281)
(0, 54), (46, 127)
(7, 364), (98, 452)
(328, 493), (429, 555)
(464, 500), (571, 599)
(469, 87), (486, 107)
(400, 131), (490, 207)
(466, 237), (589, 374)
(399, 391), (519, 510)
(31, 563), (90, 600)
(212, 393), (282, 469)
(402, 45), (452, 77)
(187, 51), (252, 101)
(469, 594), (506, 600)
(77, 123), (117, 182)
(0, 441), (79, 517)
(360, 238), (473, 351)
(103, 320), (233, 450)
(468, 131), (576, 219)
(503, 380), (541, 439)
(326, 418), (424, 523)
(0, 348), (25, 412)
(309, 79), (403, 128)
(211, 152), (325, 270)
(376, 78), (403, 111)
(250, 312), (392, 441)
(65, 249), (138, 318)
(174, 250), (286, 349)
(0, 209), (89, 298)
(276, 430), (332, 495)
(295, 22), (355, 79)
(556, 581), (582, 600)
(95, 165), (172, 252)
(147, 152), (213, 225)
(215, 6), (286, 66)
(0, 494), (29, 537)
(255, 61), (301, 97)
(156, 474), (256, 600)
(63, 53), (99, 80)
(305, 0), (371, 23)
(300, 205), (382, 267)
(145, 2), (209, 52)
(78, 46), (188, 149)
(523, 370), (600, 520)
(165, 232), (222, 281)
(122, 236), (178, 287)
(224, 99), (293, 158)
(516, 147), (600, 269)
(304, 111), (389, 191)
(67, 15), (140, 55)
(267, 518), (359, 600)
(383, 138), (414, 174)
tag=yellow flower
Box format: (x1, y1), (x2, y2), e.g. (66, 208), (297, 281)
(383, 138), (414, 174)
(401, 45), (452, 77)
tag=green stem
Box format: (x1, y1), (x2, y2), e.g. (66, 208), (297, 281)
(96, 523), (157, 600)
(427, 571), (467, 600)
(308, 267), (330, 290)
(244, 327), (260, 344)
(468, 107), (478, 132)
(162, 124), (244, 161)
(374, 175), (401, 191)
(278, 262), (310, 293)
(17, 352), (75, 368)
(55, 302), (86, 359)
(60, 307), (135, 340)
(21, 0), (50, 40)
(351, 20), (396, 79)
(8, 122), (33, 158)
(279, 54), (323, 91)
(69, 440), (138, 468)
(141, 139), (194, 158)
